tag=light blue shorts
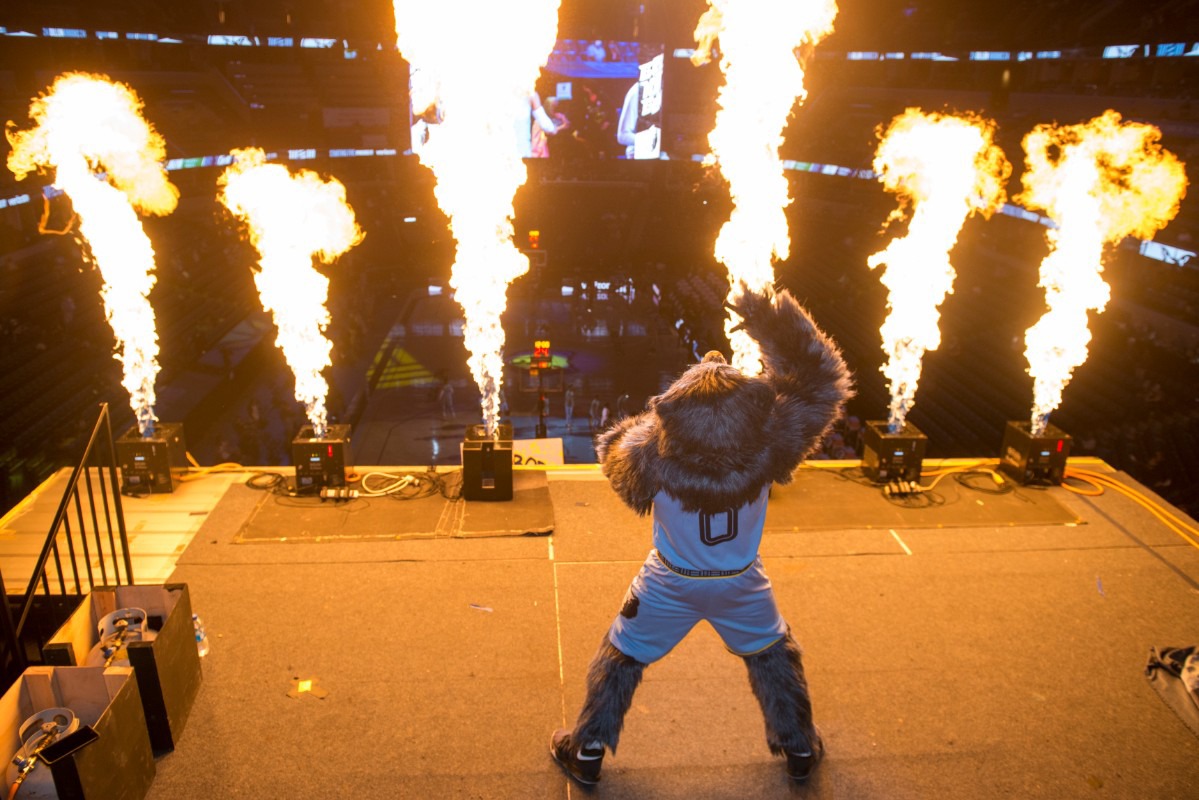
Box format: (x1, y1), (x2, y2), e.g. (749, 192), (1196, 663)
(607, 550), (788, 664)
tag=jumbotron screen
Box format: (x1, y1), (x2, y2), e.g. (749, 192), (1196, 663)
(409, 39), (665, 161)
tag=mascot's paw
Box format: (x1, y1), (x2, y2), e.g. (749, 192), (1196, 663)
(725, 281), (773, 330)
(551, 729), (603, 786)
(784, 731), (824, 782)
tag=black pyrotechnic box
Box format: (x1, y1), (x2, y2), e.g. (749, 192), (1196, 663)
(116, 423), (188, 494)
(998, 421), (1072, 485)
(861, 421), (928, 483)
(292, 424), (352, 493)
(461, 423), (513, 501)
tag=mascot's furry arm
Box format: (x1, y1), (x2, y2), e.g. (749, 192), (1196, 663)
(730, 286), (854, 483)
(595, 404), (661, 515)
(596, 285), (852, 515)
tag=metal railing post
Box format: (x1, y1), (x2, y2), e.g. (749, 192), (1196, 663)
(102, 405), (134, 585)
(0, 567), (24, 679)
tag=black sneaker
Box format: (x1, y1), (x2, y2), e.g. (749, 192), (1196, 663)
(550, 729), (603, 786)
(785, 733), (824, 782)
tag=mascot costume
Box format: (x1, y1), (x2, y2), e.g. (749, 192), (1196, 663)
(552, 284), (852, 785)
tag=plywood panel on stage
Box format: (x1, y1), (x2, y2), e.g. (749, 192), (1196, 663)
(232, 471), (554, 543)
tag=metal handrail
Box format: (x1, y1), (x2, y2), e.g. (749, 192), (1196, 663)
(0, 403), (131, 678)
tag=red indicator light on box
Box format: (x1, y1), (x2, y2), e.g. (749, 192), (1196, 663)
(1056, 439), (1063, 453)
(327, 445), (334, 458)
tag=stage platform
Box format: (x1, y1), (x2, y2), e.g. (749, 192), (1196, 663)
(3, 459), (1198, 798)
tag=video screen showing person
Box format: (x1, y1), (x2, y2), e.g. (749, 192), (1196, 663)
(407, 40), (665, 161)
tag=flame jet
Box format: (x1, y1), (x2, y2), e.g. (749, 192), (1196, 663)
(867, 109), (1010, 432)
(692, 0), (837, 375)
(1019, 110), (1186, 434)
(393, 1), (560, 434)
(6, 72), (179, 436)
(217, 148), (363, 438)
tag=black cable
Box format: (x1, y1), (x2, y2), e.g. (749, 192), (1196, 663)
(247, 471), (372, 508)
(271, 494), (371, 511)
(436, 469), (464, 501)
(245, 471), (287, 494)
(830, 466), (881, 488)
(882, 489), (945, 508)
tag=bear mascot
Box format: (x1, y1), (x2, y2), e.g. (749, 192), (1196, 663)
(551, 284), (852, 785)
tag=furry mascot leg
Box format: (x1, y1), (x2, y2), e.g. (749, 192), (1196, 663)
(551, 635), (646, 785)
(572, 634), (646, 750)
(743, 631), (822, 780)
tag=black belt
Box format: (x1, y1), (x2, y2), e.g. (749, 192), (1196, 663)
(655, 550), (752, 579)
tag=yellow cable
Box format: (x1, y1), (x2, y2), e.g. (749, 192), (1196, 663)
(920, 464), (1007, 492)
(177, 459), (247, 481)
(1070, 468), (1199, 536)
(1066, 468), (1199, 549)
(1133, 503), (1199, 549)
(1061, 472), (1104, 496)
(921, 459), (994, 477)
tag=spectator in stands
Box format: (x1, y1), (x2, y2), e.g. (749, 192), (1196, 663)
(235, 417), (262, 465)
(438, 379), (455, 421)
(822, 432), (856, 460)
(842, 416), (863, 456)
(616, 392), (630, 419)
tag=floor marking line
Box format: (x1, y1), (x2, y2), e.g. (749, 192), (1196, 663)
(550, 538), (567, 710)
(889, 528), (913, 556)
(549, 536), (574, 797)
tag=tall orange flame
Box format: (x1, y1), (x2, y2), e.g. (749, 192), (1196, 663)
(1018, 110), (1187, 434)
(393, 1), (561, 435)
(7, 72), (178, 436)
(868, 109), (1009, 431)
(694, 0), (838, 374)
(217, 148), (363, 437)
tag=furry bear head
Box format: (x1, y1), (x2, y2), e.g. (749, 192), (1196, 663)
(652, 350), (775, 461)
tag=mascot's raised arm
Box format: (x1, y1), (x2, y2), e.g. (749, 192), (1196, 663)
(552, 283), (853, 786)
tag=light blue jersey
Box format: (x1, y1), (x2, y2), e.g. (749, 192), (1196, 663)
(608, 487), (786, 664)
(652, 487), (770, 574)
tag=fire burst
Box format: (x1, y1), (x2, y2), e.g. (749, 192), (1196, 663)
(6, 72), (179, 436)
(692, 0), (837, 374)
(217, 148), (363, 437)
(867, 109), (1010, 432)
(393, 1), (560, 435)
(1019, 110), (1187, 434)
